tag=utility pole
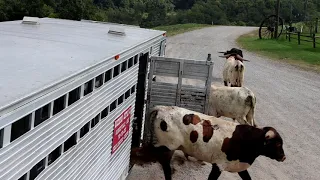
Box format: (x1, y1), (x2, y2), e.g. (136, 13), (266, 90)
(290, 2), (292, 25)
(304, 0), (308, 21)
(274, 0), (280, 39)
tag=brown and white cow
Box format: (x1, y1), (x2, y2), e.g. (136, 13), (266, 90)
(132, 105), (286, 180)
(208, 85), (257, 127)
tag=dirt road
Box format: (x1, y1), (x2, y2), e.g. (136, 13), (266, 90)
(127, 26), (320, 180)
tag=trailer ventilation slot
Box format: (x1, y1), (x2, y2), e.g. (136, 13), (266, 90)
(108, 26), (126, 36)
(21, 16), (40, 25)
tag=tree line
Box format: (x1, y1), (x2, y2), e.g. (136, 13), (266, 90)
(0, 0), (320, 28)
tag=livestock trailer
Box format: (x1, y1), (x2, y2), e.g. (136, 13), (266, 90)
(0, 17), (166, 180)
(0, 16), (214, 180)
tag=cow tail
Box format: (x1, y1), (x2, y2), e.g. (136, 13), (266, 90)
(238, 64), (244, 87)
(234, 62), (244, 87)
(245, 95), (256, 127)
(237, 67), (241, 87)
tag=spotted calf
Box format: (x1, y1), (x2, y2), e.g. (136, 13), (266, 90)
(132, 105), (286, 180)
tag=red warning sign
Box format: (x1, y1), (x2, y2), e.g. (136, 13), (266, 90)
(111, 106), (131, 154)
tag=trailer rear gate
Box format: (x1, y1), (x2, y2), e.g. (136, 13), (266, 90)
(141, 54), (213, 148)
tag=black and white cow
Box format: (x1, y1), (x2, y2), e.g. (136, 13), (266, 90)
(132, 105), (286, 180)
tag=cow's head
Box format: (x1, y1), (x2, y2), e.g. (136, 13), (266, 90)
(218, 48), (250, 62)
(262, 127), (286, 162)
(219, 48), (243, 57)
(225, 48), (244, 58)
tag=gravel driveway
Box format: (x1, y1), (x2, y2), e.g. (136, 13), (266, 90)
(127, 26), (320, 180)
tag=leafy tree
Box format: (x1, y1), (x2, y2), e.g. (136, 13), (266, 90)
(56, 0), (95, 20)
(140, 0), (171, 27)
(173, 0), (195, 10)
(0, 0), (7, 21)
(1, 0), (320, 29)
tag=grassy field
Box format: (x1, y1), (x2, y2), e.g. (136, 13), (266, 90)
(152, 23), (212, 37)
(237, 30), (320, 72)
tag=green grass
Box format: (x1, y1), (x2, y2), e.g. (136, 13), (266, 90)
(237, 30), (320, 72)
(152, 23), (212, 37)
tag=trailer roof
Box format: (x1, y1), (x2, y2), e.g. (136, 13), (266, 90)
(0, 17), (165, 109)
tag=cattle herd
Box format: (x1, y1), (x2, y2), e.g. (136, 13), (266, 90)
(131, 48), (286, 180)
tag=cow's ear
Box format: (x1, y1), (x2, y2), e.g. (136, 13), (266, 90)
(265, 130), (276, 140)
(149, 110), (158, 119)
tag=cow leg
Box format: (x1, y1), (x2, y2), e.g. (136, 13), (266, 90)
(238, 170), (252, 180)
(208, 163), (221, 180)
(156, 146), (174, 180)
(246, 106), (256, 127)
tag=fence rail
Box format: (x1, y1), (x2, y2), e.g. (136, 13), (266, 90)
(285, 31), (320, 48)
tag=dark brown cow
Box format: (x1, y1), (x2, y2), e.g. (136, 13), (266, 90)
(131, 106), (286, 180)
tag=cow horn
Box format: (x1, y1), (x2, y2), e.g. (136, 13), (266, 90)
(218, 54), (231, 58)
(235, 54), (250, 62)
(218, 51), (226, 54)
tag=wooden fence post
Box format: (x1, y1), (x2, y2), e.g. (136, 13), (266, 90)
(298, 32), (301, 45)
(313, 33), (316, 48)
(289, 32), (291, 42)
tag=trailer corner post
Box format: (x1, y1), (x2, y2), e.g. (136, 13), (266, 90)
(204, 53), (213, 115)
(141, 56), (156, 146)
(176, 60), (184, 106)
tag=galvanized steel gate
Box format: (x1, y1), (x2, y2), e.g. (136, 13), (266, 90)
(142, 54), (214, 143)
